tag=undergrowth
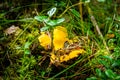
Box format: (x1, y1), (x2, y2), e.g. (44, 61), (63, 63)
(0, 0), (120, 80)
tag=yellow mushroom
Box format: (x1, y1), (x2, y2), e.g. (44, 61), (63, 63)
(38, 32), (51, 50)
(53, 26), (68, 50)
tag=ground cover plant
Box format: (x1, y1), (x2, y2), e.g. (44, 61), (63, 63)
(0, 0), (120, 80)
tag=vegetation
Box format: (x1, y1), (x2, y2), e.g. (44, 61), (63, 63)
(0, 0), (120, 79)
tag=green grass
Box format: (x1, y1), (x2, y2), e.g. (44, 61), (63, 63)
(0, 0), (120, 80)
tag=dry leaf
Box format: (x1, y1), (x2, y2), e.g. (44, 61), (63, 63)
(106, 33), (115, 38)
(4, 25), (19, 35)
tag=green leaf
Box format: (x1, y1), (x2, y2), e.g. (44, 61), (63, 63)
(96, 68), (102, 77)
(105, 69), (116, 79)
(56, 18), (65, 24)
(86, 77), (97, 80)
(82, 0), (90, 3)
(98, 60), (109, 68)
(115, 76), (120, 79)
(97, 0), (105, 2)
(47, 7), (57, 17)
(24, 49), (31, 54)
(45, 18), (65, 26)
(100, 55), (113, 62)
(34, 16), (48, 22)
(24, 42), (31, 49)
(40, 26), (50, 31)
(112, 59), (120, 67)
(41, 71), (46, 77)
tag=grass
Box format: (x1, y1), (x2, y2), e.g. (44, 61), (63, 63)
(0, 0), (120, 80)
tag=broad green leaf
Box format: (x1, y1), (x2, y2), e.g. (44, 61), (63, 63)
(97, 0), (105, 2)
(34, 16), (48, 22)
(45, 20), (56, 26)
(45, 18), (65, 26)
(40, 26), (50, 31)
(105, 69), (116, 79)
(56, 18), (65, 24)
(47, 7), (57, 17)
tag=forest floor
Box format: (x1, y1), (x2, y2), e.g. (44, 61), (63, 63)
(0, 0), (120, 80)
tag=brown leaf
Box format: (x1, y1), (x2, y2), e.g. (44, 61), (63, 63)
(106, 33), (115, 38)
(4, 25), (20, 35)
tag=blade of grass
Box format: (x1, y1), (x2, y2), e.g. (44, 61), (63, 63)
(58, 2), (83, 18)
(0, 18), (34, 25)
(87, 5), (110, 53)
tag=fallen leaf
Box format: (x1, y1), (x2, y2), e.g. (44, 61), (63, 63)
(106, 33), (115, 38)
(4, 25), (20, 35)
